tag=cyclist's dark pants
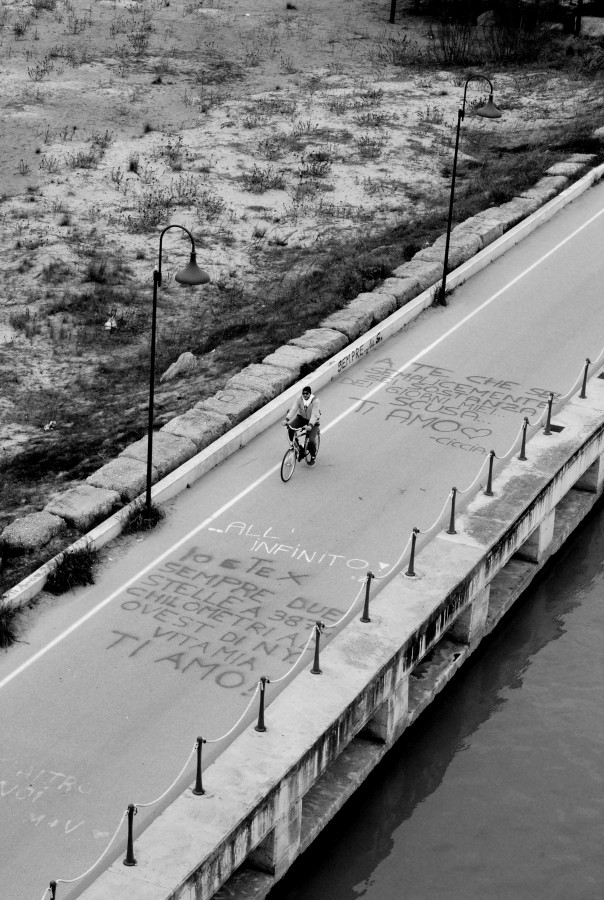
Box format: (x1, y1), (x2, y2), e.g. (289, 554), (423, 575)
(287, 416), (319, 457)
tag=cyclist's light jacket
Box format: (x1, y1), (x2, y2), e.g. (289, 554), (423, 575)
(286, 393), (321, 425)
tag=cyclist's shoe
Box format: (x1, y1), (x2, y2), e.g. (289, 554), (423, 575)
(297, 449), (304, 461)
(308, 456), (316, 466)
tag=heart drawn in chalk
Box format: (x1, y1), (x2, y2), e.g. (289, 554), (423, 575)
(461, 427), (491, 439)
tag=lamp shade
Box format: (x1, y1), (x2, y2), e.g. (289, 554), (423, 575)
(175, 251), (211, 286)
(475, 95), (502, 119)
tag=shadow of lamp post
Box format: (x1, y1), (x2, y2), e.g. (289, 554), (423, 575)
(146, 224), (210, 510)
(438, 75), (502, 307)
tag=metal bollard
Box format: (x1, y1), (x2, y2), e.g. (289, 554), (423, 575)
(405, 528), (419, 577)
(360, 571), (374, 622)
(123, 804), (137, 866)
(192, 736), (206, 796)
(310, 622), (324, 674)
(543, 392), (554, 435)
(518, 417), (529, 461)
(255, 676), (269, 732)
(49, 882), (57, 900)
(580, 357), (591, 399)
(446, 488), (457, 535)
(484, 450), (495, 496)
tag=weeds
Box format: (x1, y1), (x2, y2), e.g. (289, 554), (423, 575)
(418, 105), (446, 126)
(121, 500), (165, 534)
(39, 154), (61, 173)
(374, 33), (424, 66)
(44, 542), (100, 594)
(69, 148), (101, 169)
(13, 16), (32, 38)
(27, 56), (54, 81)
(299, 148), (334, 178)
(326, 96), (349, 115)
(197, 189), (226, 221)
(32, 0), (57, 11)
(356, 134), (384, 159)
(157, 135), (191, 171)
(258, 135), (288, 160)
(355, 111), (388, 127)
(123, 186), (173, 231)
(241, 164), (286, 193)
(0, 603), (20, 649)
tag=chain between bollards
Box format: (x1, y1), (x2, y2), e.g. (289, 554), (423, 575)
(580, 357), (591, 399)
(310, 621), (324, 674)
(405, 529), (419, 577)
(192, 736), (206, 796)
(543, 392), (554, 435)
(446, 488), (457, 535)
(360, 571), (374, 621)
(484, 450), (495, 496)
(255, 676), (269, 732)
(123, 804), (137, 867)
(518, 417), (529, 460)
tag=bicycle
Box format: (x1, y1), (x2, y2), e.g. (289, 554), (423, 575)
(280, 423), (321, 482)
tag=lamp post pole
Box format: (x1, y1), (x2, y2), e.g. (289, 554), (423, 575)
(145, 224), (210, 510)
(438, 75), (502, 306)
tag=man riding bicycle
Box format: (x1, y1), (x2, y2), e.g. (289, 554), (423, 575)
(285, 385), (321, 465)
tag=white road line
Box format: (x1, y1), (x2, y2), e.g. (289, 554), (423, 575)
(2, 203), (603, 693)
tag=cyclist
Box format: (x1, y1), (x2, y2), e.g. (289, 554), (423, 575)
(285, 385), (321, 465)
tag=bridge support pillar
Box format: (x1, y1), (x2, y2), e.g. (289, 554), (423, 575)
(363, 675), (409, 745)
(449, 585), (491, 649)
(575, 454), (604, 494)
(514, 509), (556, 565)
(248, 800), (302, 879)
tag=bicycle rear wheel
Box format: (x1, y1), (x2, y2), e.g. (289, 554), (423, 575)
(280, 447), (297, 482)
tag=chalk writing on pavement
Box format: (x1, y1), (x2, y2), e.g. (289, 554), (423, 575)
(110, 547), (347, 693)
(341, 359), (556, 453)
(0, 760), (89, 835)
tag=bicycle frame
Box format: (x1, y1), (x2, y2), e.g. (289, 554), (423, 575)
(281, 424), (320, 482)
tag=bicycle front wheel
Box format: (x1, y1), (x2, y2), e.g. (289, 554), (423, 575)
(280, 447), (297, 482)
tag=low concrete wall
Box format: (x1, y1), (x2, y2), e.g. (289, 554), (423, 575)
(79, 356), (604, 900)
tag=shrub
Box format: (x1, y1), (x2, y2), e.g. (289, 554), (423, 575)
(0, 603), (20, 649)
(122, 501), (165, 534)
(241, 164), (286, 193)
(44, 543), (100, 595)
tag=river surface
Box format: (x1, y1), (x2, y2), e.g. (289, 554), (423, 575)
(268, 502), (604, 900)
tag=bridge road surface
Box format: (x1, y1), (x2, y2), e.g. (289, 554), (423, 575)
(1, 178), (604, 900)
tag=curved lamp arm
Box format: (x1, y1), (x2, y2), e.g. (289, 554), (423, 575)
(155, 224), (197, 286)
(460, 74), (500, 123)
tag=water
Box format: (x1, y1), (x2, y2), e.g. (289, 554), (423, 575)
(268, 503), (604, 900)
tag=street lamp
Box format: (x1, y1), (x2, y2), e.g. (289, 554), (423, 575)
(145, 224), (210, 510)
(438, 74), (502, 306)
